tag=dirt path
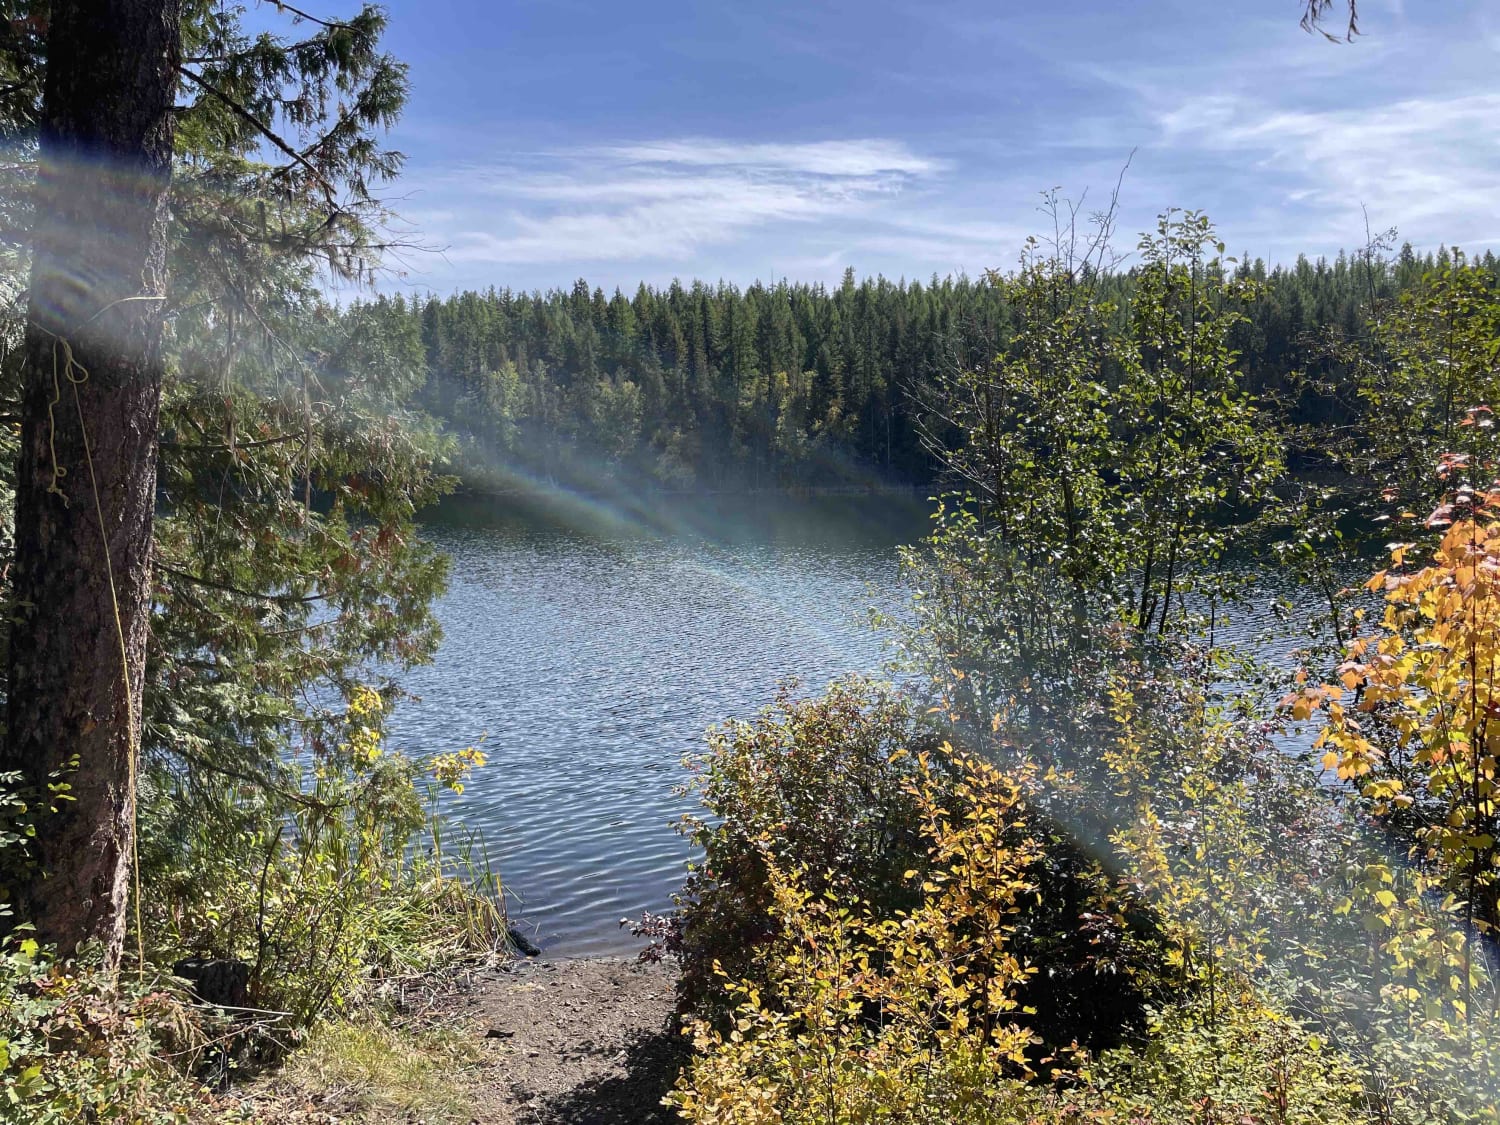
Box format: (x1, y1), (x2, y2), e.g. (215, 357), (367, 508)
(456, 958), (686, 1125)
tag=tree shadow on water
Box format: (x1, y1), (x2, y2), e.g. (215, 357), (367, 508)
(523, 1027), (690, 1125)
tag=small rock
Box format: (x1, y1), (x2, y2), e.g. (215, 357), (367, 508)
(507, 926), (542, 957)
(484, 1027), (515, 1039)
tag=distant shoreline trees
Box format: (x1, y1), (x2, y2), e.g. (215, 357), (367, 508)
(341, 246), (1498, 497)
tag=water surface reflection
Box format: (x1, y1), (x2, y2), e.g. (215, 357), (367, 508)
(391, 493), (931, 956)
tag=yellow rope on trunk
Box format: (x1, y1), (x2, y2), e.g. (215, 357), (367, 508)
(46, 334), (146, 983)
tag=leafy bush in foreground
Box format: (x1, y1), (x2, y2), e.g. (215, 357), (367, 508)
(674, 677), (1171, 1051)
(672, 749), (1040, 1124)
(671, 746), (1369, 1125)
(0, 940), (206, 1125)
(673, 678), (936, 1019)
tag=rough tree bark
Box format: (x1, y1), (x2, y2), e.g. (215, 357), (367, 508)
(0, 0), (182, 967)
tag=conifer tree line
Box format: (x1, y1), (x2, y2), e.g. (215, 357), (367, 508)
(358, 245), (1500, 492)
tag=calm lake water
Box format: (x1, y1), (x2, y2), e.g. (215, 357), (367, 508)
(391, 491), (1356, 957)
(390, 491), (934, 957)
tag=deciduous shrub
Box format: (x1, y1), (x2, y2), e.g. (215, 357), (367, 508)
(675, 677), (1173, 1052)
(0, 939), (206, 1125)
(674, 677), (937, 1018)
(673, 747), (1370, 1125)
(1289, 470), (1500, 1120)
(672, 749), (1041, 1125)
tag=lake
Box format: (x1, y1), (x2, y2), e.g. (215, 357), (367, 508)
(390, 490), (935, 957)
(392, 491), (1359, 958)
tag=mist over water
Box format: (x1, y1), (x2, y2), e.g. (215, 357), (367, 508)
(392, 491), (1355, 957)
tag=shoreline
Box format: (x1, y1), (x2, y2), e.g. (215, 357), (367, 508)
(448, 955), (682, 1124)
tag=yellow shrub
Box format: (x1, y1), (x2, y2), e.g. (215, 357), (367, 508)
(671, 750), (1042, 1124)
(673, 742), (1375, 1125)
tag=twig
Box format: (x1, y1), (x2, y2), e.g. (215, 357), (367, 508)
(158, 563), (324, 605)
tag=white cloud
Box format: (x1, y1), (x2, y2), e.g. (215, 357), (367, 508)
(1156, 93), (1500, 247)
(447, 186), (860, 265)
(599, 138), (945, 177)
(432, 138), (942, 266)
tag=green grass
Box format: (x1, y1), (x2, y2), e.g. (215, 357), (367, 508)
(243, 1016), (487, 1123)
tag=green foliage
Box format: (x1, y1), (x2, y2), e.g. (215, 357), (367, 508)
(0, 763), (75, 927)
(171, 1), (409, 286)
(146, 686), (505, 1030)
(1081, 995), (1367, 1125)
(1270, 254), (1500, 652)
(902, 209), (1282, 756)
(146, 362), (453, 793)
(0, 0), (495, 1012)
(313, 234), (1500, 498)
(1348, 254), (1500, 509)
(673, 678), (935, 1018)
(1, 779), (204, 1123)
(0, 941), (205, 1125)
(0, 0), (453, 849)
(0, 16), (527, 1125)
(403, 273), (1005, 490)
(1118, 214), (1284, 630)
(677, 213), (1500, 1125)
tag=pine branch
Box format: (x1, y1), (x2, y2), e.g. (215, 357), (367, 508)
(270, 1), (366, 34)
(1301, 0), (1359, 41)
(176, 64), (341, 209)
(159, 564), (325, 605)
(161, 432), (307, 453)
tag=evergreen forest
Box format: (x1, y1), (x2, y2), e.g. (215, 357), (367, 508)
(362, 245), (1500, 492)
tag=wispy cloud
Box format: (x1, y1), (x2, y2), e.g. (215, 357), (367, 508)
(600, 139), (944, 177)
(429, 138), (942, 267)
(1156, 92), (1500, 248)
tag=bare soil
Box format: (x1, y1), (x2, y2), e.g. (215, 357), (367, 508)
(454, 957), (686, 1125)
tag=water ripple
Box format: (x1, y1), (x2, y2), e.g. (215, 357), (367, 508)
(388, 496), (928, 957)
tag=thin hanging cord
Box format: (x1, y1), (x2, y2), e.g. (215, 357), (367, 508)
(50, 335), (146, 982)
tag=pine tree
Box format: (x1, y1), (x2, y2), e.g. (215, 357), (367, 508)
(0, 2), (429, 966)
(1, 0), (182, 963)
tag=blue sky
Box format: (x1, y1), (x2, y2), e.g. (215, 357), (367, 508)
(364, 0), (1500, 294)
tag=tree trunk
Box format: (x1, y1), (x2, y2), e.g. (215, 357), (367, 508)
(1, 0), (181, 967)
